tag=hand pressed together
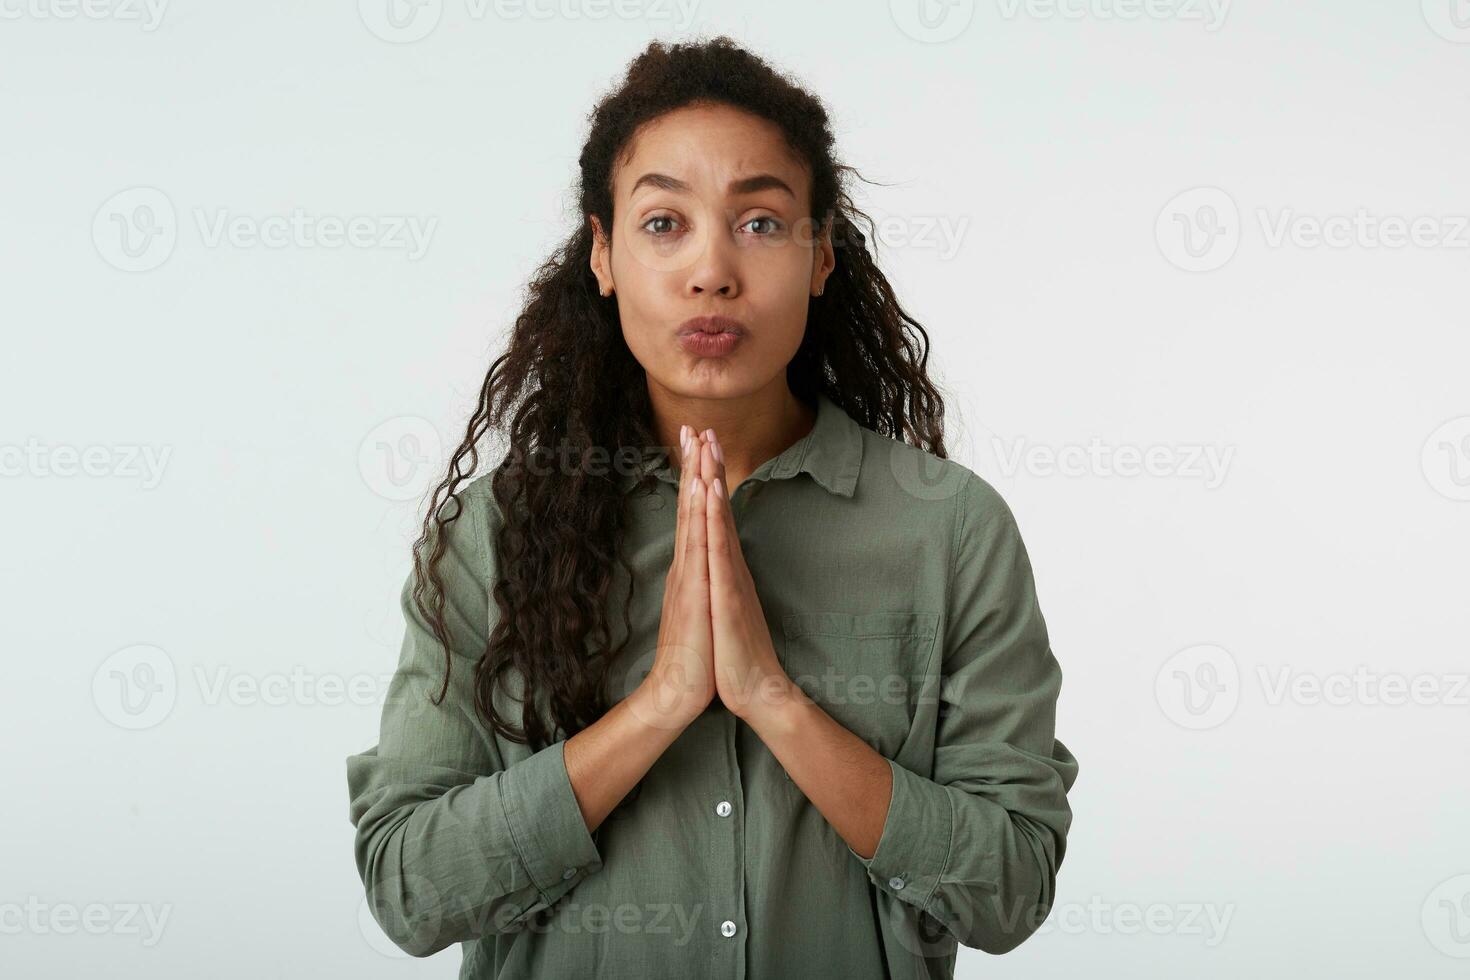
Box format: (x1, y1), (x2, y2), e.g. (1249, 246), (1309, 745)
(685, 426), (798, 723)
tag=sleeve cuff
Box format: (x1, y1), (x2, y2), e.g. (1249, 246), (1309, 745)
(500, 739), (604, 907)
(848, 758), (953, 911)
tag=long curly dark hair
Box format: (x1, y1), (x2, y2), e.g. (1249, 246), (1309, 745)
(412, 35), (949, 751)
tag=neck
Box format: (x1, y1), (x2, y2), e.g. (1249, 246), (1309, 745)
(647, 378), (816, 491)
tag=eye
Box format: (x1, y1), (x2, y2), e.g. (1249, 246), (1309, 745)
(743, 215), (783, 236)
(640, 213), (682, 237)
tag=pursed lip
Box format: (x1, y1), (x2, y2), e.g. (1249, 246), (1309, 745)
(677, 315), (746, 337)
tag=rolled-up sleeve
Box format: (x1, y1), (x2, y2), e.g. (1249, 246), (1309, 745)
(346, 483), (602, 957)
(852, 470), (1079, 954)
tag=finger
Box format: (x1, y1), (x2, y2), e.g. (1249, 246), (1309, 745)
(703, 432), (744, 567)
(672, 424), (693, 573)
(706, 474), (732, 602)
(698, 428), (723, 488)
(685, 471), (710, 591)
(699, 432), (742, 566)
(706, 476), (746, 699)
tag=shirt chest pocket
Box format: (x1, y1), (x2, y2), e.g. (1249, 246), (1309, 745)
(777, 610), (941, 759)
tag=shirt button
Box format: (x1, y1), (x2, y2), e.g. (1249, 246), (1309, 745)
(720, 919), (738, 938)
(888, 876), (905, 890)
(561, 868), (577, 880)
(715, 800), (732, 817)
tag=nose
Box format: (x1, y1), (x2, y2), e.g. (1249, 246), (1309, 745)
(684, 221), (739, 298)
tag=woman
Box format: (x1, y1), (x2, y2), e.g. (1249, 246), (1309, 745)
(346, 35), (1078, 980)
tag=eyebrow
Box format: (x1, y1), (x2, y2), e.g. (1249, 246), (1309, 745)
(629, 172), (795, 199)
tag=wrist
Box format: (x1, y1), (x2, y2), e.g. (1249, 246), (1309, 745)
(630, 665), (707, 732)
(730, 670), (808, 733)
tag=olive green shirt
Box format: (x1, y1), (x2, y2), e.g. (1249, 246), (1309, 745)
(346, 392), (1079, 979)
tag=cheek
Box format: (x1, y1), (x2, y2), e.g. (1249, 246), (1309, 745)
(741, 248), (813, 354)
(615, 299), (669, 373)
(607, 251), (671, 361)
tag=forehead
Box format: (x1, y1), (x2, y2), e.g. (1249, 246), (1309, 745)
(613, 102), (808, 202)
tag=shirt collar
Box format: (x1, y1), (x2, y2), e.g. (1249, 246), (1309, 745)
(632, 391), (864, 498)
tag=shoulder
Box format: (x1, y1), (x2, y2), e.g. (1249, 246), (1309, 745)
(854, 427), (1014, 528)
(418, 472), (503, 575)
(852, 427), (1030, 587)
(441, 469), (508, 533)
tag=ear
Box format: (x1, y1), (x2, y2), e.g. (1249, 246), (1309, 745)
(809, 214), (836, 297)
(588, 214), (615, 297)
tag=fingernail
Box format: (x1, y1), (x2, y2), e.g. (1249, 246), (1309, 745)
(689, 475), (701, 499)
(711, 438), (723, 464)
(713, 477), (723, 498)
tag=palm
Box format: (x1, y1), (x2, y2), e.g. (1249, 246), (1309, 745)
(688, 430), (791, 720)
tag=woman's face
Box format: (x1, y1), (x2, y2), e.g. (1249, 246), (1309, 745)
(590, 102), (834, 404)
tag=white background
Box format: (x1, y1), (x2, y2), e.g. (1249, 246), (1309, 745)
(2, 1), (1468, 977)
